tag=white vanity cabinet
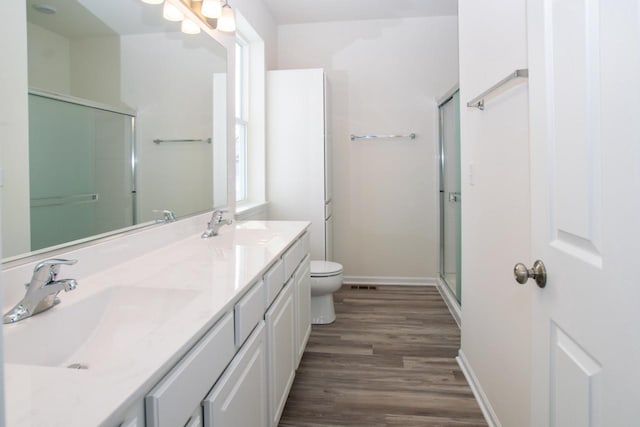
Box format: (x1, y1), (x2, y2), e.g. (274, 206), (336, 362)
(203, 322), (268, 427)
(234, 280), (266, 348)
(294, 255), (311, 367)
(184, 408), (204, 427)
(141, 226), (310, 427)
(117, 401), (146, 427)
(266, 278), (296, 427)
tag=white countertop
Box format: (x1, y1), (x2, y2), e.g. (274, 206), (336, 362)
(2, 220), (309, 426)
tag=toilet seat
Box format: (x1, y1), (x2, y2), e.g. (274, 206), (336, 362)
(310, 260), (343, 277)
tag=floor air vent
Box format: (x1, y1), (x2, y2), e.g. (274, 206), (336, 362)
(350, 285), (378, 290)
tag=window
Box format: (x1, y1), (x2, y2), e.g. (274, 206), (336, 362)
(235, 36), (249, 202)
(233, 13), (266, 216)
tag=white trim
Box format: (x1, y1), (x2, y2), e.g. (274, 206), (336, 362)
(436, 277), (461, 328)
(29, 88), (136, 117)
(235, 201), (269, 220)
(342, 276), (437, 286)
(436, 83), (460, 107)
(456, 350), (501, 427)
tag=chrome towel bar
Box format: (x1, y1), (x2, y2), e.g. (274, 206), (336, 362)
(153, 138), (212, 144)
(467, 68), (528, 110)
(31, 193), (99, 208)
(350, 133), (416, 141)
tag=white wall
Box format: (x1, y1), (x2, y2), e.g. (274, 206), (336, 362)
(458, 0), (532, 426)
(277, 17), (458, 281)
(27, 23), (71, 93)
(27, 24), (122, 108)
(0, 1), (23, 421)
(233, 0), (278, 69)
(70, 36), (122, 108)
(1, 3), (31, 259)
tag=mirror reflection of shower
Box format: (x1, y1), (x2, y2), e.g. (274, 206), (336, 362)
(438, 88), (462, 304)
(28, 93), (135, 252)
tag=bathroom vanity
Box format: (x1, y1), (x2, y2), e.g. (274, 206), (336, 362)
(2, 218), (311, 427)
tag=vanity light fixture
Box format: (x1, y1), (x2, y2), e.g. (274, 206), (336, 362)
(162, 1), (184, 21)
(217, 1), (236, 32)
(201, 0), (222, 18)
(181, 17), (201, 34)
(141, 0), (235, 34)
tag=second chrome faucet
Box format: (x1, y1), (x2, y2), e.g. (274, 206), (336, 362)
(201, 209), (233, 238)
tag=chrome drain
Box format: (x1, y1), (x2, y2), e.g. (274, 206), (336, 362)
(67, 363), (89, 370)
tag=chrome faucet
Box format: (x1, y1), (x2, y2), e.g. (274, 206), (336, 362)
(153, 209), (177, 223)
(201, 209), (233, 238)
(3, 259), (78, 324)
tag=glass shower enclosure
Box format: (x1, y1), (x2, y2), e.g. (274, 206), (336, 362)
(438, 89), (461, 304)
(28, 92), (135, 251)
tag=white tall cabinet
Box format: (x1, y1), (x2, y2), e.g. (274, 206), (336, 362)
(267, 69), (332, 261)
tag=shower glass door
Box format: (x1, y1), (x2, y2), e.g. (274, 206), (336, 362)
(439, 90), (461, 304)
(28, 93), (134, 251)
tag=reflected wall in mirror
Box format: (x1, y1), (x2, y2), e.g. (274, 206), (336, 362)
(2, 0), (228, 260)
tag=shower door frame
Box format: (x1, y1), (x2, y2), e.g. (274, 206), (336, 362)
(437, 86), (461, 305)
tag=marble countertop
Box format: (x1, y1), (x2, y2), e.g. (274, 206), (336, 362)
(2, 220), (309, 426)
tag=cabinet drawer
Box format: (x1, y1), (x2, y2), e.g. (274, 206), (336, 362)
(264, 259), (285, 307)
(145, 312), (235, 427)
(235, 280), (266, 347)
(282, 239), (302, 281)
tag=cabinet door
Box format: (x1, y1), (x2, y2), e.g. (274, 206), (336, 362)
(203, 322), (267, 427)
(146, 312), (235, 427)
(294, 256), (311, 368)
(265, 279), (296, 427)
(184, 408), (203, 427)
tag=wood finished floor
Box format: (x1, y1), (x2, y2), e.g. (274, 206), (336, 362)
(279, 285), (487, 427)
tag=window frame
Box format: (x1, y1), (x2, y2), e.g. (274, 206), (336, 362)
(235, 34), (249, 202)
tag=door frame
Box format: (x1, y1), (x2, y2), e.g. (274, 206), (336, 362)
(437, 86), (461, 306)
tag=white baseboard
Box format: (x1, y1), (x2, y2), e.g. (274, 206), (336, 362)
(342, 276), (437, 286)
(436, 278), (461, 328)
(456, 350), (501, 427)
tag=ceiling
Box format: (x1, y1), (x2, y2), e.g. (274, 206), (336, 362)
(262, 0), (458, 25)
(27, 0), (178, 38)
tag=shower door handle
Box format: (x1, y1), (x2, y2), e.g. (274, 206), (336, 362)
(448, 192), (461, 203)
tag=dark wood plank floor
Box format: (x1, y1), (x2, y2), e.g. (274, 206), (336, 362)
(279, 285), (487, 427)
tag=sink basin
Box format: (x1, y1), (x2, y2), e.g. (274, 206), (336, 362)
(3, 286), (198, 369)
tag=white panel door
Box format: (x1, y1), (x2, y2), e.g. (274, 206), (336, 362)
(527, 1), (640, 425)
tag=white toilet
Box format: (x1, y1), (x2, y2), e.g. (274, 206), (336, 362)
(310, 260), (344, 324)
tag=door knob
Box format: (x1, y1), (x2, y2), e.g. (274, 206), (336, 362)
(513, 260), (547, 288)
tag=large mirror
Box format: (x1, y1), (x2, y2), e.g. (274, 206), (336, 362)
(2, 0), (229, 260)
